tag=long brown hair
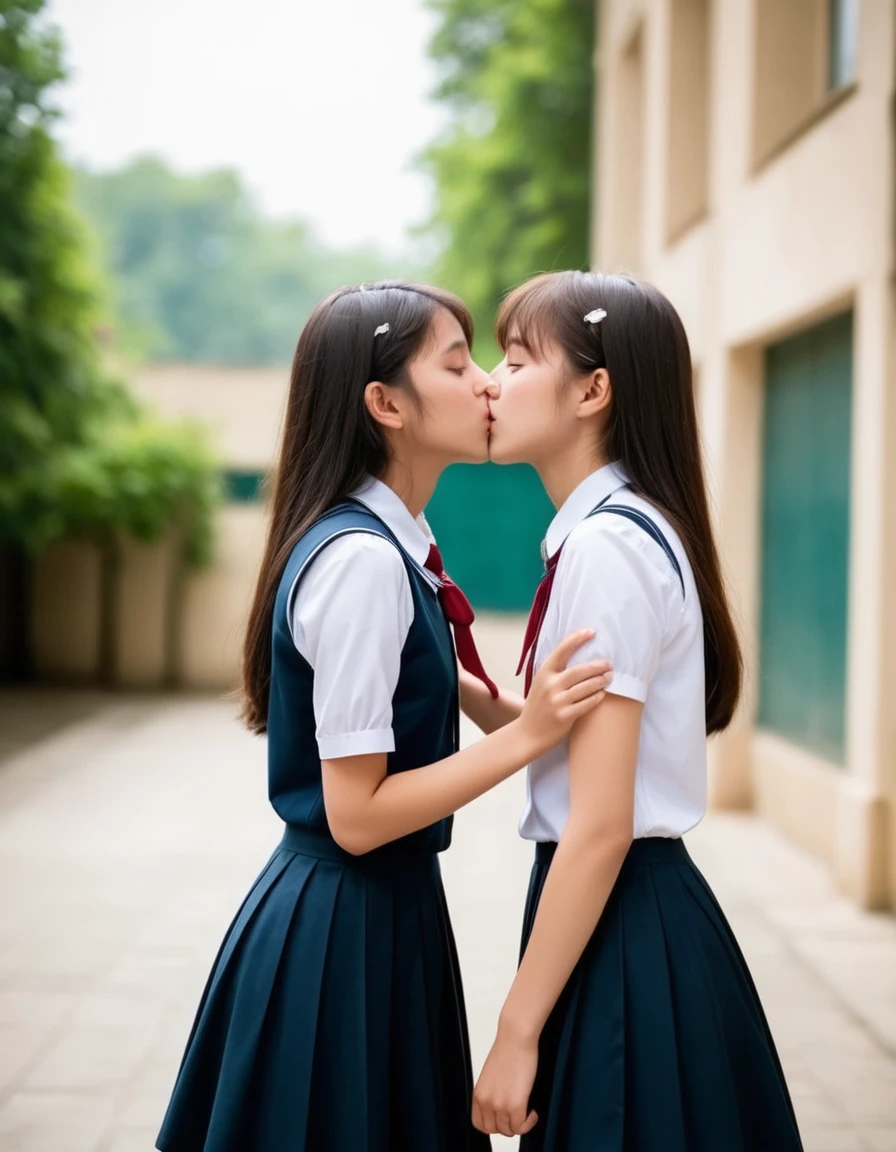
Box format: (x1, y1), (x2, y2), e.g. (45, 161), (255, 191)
(241, 281), (474, 734)
(497, 270), (742, 733)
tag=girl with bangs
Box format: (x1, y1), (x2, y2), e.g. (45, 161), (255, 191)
(470, 271), (802, 1151)
(156, 281), (613, 1152)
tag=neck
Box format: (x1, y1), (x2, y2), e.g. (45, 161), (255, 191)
(536, 439), (610, 510)
(379, 454), (443, 519)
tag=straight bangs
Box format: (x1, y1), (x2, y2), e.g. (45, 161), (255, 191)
(496, 273), (570, 359)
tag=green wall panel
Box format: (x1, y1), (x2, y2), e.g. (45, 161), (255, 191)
(426, 463), (554, 612)
(223, 469), (266, 503)
(758, 312), (852, 763)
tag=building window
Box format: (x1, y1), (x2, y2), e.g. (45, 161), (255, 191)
(752, 0), (859, 167)
(223, 470), (266, 503)
(758, 312), (852, 763)
(666, 0), (710, 243)
(828, 0), (859, 90)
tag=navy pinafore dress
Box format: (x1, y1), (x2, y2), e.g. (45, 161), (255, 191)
(157, 502), (490, 1152)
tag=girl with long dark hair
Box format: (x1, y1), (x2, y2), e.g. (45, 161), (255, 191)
(156, 281), (612, 1152)
(471, 271), (803, 1150)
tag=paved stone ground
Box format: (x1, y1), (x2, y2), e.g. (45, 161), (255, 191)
(0, 624), (895, 1151)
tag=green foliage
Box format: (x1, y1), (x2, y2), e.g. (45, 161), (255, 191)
(0, 0), (221, 566)
(52, 418), (222, 566)
(420, 0), (595, 344)
(74, 157), (401, 366)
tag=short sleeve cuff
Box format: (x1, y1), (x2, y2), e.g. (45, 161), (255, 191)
(317, 728), (395, 760)
(605, 671), (649, 703)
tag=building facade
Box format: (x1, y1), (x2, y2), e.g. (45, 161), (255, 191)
(593, 0), (895, 907)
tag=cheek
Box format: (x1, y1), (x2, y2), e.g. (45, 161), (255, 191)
(504, 377), (555, 430)
(422, 382), (478, 438)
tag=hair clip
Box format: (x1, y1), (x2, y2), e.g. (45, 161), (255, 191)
(373, 323), (390, 337)
(583, 308), (607, 325)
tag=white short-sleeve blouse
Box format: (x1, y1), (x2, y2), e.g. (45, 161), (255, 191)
(288, 476), (440, 760)
(518, 461), (708, 842)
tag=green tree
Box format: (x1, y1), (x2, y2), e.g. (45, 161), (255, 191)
(0, 1), (221, 680)
(421, 0), (595, 353)
(74, 157), (401, 366)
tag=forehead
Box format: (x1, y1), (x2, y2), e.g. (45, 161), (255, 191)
(426, 305), (468, 353)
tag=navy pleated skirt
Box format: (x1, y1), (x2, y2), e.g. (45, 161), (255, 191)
(156, 826), (490, 1152)
(519, 837), (803, 1152)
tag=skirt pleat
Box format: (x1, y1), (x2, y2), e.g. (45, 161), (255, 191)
(156, 830), (489, 1152)
(519, 838), (803, 1152)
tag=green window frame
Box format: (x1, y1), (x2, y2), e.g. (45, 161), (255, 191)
(828, 0), (859, 90)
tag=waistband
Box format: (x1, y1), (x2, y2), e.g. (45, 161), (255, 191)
(280, 824), (438, 871)
(534, 836), (690, 869)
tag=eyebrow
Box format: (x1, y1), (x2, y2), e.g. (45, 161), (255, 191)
(441, 338), (468, 356)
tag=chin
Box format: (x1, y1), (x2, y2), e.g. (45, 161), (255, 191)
(487, 439), (520, 466)
(463, 432), (491, 464)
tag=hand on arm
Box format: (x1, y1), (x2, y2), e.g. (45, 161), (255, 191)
(322, 631), (612, 855)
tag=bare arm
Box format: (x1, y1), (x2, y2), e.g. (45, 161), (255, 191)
(322, 632), (611, 855)
(459, 668), (524, 734)
(472, 694), (640, 1137)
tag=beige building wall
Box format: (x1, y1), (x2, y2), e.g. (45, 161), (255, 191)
(130, 364), (288, 691)
(594, 0), (895, 907)
(27, 366), (288, 693)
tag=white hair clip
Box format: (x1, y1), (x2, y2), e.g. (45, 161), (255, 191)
(373, 323), (390, 337)
(584, 308), (607, 325)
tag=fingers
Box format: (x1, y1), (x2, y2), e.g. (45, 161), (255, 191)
(519, 1109), (539, 1135)
(563, 673), (613, 705)
(542, 629), (595, 671)
(474, 1106), (538, 1137)
(564, 689), (607, 721)
(556, 661), (612, 691)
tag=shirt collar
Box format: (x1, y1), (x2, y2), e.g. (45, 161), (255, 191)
(544, 461), (631, 559)
(349, 475), (435, 572)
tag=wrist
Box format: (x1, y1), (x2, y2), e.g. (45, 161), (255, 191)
(507, 716), (540, 766)
(497, 1003), (542, 1047)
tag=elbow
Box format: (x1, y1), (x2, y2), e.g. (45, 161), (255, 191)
(564, 819), (632, 864)
(328, 817), (375, 857)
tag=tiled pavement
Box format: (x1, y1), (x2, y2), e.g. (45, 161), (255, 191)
(0, 625), (894, 1152)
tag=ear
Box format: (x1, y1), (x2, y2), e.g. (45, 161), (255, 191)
(576, 367), (612, 420)
(364, 381), (404, 430)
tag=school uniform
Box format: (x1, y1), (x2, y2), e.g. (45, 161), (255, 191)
(517, 461), (803, 1152)
(156, 477), (491, 1152)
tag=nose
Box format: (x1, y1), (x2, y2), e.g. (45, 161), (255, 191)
(471, 363), (498, 398)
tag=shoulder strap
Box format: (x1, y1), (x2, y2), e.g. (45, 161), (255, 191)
(294, 501), (398, 573)
(281, 501), (419, 619)
(586, 503), (685, 597)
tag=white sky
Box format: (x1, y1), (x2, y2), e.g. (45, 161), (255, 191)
(45, 0), (445, 255)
